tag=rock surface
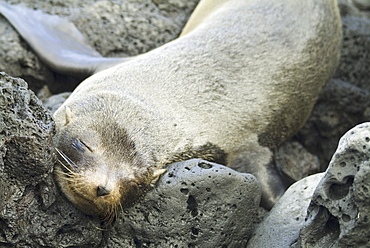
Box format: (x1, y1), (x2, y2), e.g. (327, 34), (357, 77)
(249, 122), (370, 248)
(43, 92), (71, 114)
(0, 73), (103, 248)
(276, 141), (320, 182)
(296, 122), (370, 247)
(247, 173), (324, 248)
(108, 159), (261, 248)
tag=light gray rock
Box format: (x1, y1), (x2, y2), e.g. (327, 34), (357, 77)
(248, 122), (370, 248)
(43, 92), (71, 114)
(108, 159), (261, 248)
(247, 173), (324, 248)
(296, 122), (370, 247)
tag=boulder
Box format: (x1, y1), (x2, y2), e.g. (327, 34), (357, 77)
(296, 122), (370, 247)
(0, 72), (102, 248)
(247, 173), (324, 248)
(108, 159), (261, 248)
(248, 122), (370, 248)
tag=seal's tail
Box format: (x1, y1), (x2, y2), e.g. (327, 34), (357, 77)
(0, 1), (129, 77)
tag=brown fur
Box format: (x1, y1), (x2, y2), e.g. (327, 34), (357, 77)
(52, 0), (341, 212)
(0, 0), (342, 216)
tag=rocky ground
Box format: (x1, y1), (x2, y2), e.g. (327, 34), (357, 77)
(0, 0), (369, 247)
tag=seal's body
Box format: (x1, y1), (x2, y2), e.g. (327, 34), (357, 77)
(0, 0), (342, 216)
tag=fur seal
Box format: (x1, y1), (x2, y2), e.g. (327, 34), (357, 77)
(0, 0), (342, 218)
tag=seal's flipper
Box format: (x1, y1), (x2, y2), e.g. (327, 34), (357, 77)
(229, 146), (295, 210)
(0, 2), (129, 77)
(257, 158), (295, 209)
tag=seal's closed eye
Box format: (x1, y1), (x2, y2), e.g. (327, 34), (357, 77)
(72, 138), (93, 153)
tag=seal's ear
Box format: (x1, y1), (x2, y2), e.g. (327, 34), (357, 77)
(150, 169), (167, 185)
(64, 106), (74, 126)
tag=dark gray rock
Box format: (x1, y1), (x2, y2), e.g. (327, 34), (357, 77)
(0, 0), (199, 93)
(338, 0), (370, 18)
(335, 7), (370, 91)
(108, 159), (261, 248)
(0, 72), (102, 248)
(276, 141), (320, 182)
(297, 79), (370, 169)
(296, 122), (370, 247)
(0, 72), (54, 183)
(352, 0), (370, 10)
(297, 0), (370, 169)
(0, 12), (52, 93)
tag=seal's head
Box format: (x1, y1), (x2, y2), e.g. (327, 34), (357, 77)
(53, 105), (165, 224)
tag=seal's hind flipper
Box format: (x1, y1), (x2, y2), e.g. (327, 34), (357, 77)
(0, 2), (128, 77)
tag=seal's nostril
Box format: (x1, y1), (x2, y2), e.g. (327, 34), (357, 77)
(97, 185), (110, 197)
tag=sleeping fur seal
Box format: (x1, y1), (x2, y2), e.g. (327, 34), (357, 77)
(0, 0), (341, 217)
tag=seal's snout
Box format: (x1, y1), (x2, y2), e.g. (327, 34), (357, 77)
(96, 185), (110, 197)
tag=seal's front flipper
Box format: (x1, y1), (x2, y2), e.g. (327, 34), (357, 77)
(0, 2), (129, 77)
(229, 146), (295, 210)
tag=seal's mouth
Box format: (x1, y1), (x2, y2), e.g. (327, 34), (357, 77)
(56, 170), (123, 227)
(54, 145), (165, 228)
(54, 147), (123, 226)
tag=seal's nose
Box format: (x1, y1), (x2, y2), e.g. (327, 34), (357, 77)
(96, 185), (110, 197)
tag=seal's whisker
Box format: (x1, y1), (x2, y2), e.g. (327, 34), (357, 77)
(63, 178), (84, 184)
(55, 148), (80, 172)
(57, 159), (79, 176)
(108, 205), (118, 227)
(109, 207), (115, 224)
(56, 159), (76, 175)
(57, 173), (73, 181)
(99, 209), (110, 222)
(59, 175), (73, 181)
(94, 202), (111, 222)
(56, 167), (76, 177)
(72, 179), (85, 184)
(57, 171), (84, 184)
(118, 201), (124, 218)
(112, 203), (121, 227)
(108, 204), (117, 226)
